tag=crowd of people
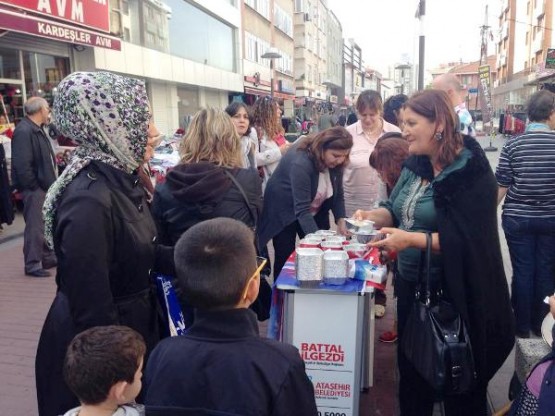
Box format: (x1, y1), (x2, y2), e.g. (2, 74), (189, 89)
(2, 68), (555, 416)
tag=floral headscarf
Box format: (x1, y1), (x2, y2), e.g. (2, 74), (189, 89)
(43, 71), (150, 248)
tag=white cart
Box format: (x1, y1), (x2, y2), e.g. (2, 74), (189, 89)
(272, 271), (375, 416)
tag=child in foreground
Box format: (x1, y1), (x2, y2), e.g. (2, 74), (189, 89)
(62, 325), (146, 416)
(144, 217), (318, 415)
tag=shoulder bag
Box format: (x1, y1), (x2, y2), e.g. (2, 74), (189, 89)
(223, 169), (272, 321)
(401, 232), (477, 396)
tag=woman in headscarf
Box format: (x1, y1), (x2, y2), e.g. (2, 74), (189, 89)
(35, 72), (164, 416)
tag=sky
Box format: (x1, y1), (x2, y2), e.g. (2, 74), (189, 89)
(327, 0), (496, 77)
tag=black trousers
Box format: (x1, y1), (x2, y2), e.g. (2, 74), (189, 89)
(396, 277), (488, 416)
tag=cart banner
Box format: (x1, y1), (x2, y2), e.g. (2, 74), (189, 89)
(0, 6), (120, 50)
(0, 0), (110, 32)
(291, 292), (360, 416)
(478, 65), (493, 124)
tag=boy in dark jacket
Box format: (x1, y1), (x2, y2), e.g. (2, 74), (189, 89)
(144, 218), (317, 415)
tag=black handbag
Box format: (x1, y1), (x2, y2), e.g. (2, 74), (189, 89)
(401, 232), (477, 396)
(223, 169), (272, 321)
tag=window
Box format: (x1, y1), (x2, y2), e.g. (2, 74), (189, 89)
(308, 64), (312, 82)
(295, 0), (304, 12)
(166, 0), (235, 71)
(274, 4), (293, 37)
(245, 0), (269, 19)
(275, 51), (292, 75)
(0, 48), (20, 79)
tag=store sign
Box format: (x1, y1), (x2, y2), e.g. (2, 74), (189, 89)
(0, 0), (110, 32)
(0, 5), (120, 50)
(478, 65), (493, 124)
(291, 293), (360, 416)
(546, 48), (555, 70)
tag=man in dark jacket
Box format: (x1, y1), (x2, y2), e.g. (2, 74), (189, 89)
(144, 218), (318, 416)
(11, 97), (57, 277)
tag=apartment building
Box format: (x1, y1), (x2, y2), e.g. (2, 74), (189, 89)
(293, 0), (329, 114)
(325, 9), (343, 106)
(343, 38), (363, 106)
(241, 0), (295, 110)
(493, 0), (554, 111)
(393, 62), (414, 96)
(0, 0), (244, 133)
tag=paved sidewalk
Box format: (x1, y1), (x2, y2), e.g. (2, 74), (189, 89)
(0, 241), (56, 415)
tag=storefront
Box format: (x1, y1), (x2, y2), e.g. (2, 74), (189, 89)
(0, 0), (120, 125)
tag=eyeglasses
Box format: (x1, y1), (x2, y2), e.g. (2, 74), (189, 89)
(241, 256), (268, 300)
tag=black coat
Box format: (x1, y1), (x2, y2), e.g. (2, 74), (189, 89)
(152, 162), (262, 246)
(11, 117), (56, 191)
(35, 161), (160, 416)
(257, 145), (346, 249)
(144, 308), (318, 416)
(404, 136), (515, 384)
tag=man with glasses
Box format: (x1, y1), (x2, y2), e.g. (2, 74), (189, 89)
(11, 97), (57, 277)
(144, 218), (317, 415)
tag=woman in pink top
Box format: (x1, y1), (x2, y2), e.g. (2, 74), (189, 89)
(343, 90), (401, 216)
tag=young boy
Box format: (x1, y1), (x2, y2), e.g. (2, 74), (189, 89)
(144, 218), (318, 415)
(62, 325), (146, 416)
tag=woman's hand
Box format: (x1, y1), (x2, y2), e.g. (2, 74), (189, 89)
(353, 209), (371, 221)
(336, 218), (351, 237)
(369, 227), (414, 252)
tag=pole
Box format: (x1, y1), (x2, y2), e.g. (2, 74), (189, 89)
(270, 59), (274, 98)
(418, 0), (426, 91)
(477, 5), (497, 152)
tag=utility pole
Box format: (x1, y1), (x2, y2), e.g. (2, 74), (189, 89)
(476, 5), (497, 151)
(416, 0), (425, 90)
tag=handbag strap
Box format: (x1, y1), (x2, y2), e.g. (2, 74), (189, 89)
(223, 169), (256, 225)
(417, 232), (433, 304)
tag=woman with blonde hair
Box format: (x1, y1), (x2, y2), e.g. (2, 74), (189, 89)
(152, 108), (262, 245)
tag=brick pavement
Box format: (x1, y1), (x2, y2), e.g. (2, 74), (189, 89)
(0, 241), (56, 415)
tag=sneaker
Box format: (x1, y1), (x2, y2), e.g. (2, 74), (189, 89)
(379, 331), (398, 343)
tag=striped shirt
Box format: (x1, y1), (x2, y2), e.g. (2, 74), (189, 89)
(496, 131), (555, 217)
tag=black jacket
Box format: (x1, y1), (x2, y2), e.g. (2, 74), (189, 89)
(144, 308), (318, 416)
(404, 136), (515, 384)
(11, 117), (56, 191)
(35, 161), (160, 416)
(257, 145), (346, 249)
(152, 162), (262, 245)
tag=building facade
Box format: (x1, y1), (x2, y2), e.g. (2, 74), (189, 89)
(0, 0), (244, 134)
(493, 0), (555, 111)
(343, 38), (363, 107)
(393, 62), (414, 96)
(240, 0), (295, 112)
(325, 9), (342, 107)
(293, 0), (329, 119)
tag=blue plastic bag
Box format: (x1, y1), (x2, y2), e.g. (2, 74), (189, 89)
(154, 274), (187, 336)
